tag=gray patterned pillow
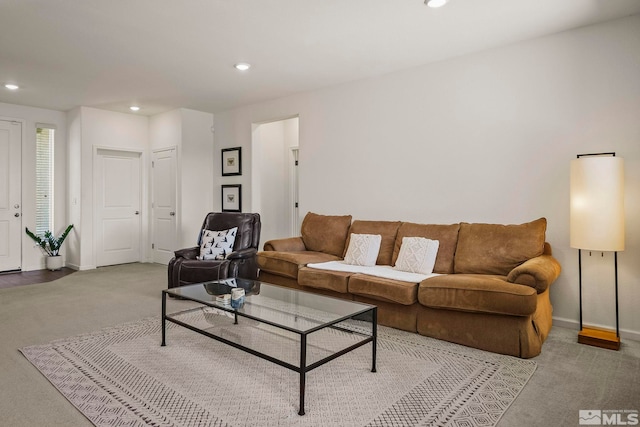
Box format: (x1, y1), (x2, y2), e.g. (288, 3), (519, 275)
(197, 227), (238, 260)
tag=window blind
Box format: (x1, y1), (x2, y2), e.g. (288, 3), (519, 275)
(36, 126), (54, 235)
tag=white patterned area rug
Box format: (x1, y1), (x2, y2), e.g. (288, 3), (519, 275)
(20, 308), (536, 427)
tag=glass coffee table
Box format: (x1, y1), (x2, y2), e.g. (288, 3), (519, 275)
(162, 278), (377, 416)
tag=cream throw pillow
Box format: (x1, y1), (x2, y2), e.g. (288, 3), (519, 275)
(395, 237), (440, 274)
(344, 233), (382, 266)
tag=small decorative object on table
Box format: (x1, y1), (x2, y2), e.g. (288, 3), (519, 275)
(215, 294), (231, 305)
(230, 287), (245, 309)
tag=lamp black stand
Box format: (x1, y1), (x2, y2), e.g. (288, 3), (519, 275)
(577, 249), (621, 350)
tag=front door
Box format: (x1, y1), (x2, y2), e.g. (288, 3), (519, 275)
(0, 119), (22, 271)
(152, 148), (177, 264)
(95, 148), (141, 267)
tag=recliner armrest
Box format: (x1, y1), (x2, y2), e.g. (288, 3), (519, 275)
(507, 255), (562, 293)
(227, 248), (257, 260)
(174, 246), (199, 260)
(263, 237), (306, 251)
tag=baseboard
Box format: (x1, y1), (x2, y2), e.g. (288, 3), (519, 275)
(552, 317), (580, 331)
(66, 262), (158, 271)
(553, 316), (640, 342)
(66, 263), (97, 271)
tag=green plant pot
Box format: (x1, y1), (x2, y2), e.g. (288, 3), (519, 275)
(46, 256), (63, 271)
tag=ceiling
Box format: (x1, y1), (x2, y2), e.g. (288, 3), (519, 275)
(1, 0), (639, 116)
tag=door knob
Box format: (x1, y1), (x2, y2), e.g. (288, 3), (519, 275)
(134, 211), (140, 215)
(14, 213), (20, 217)
(169, 211), (175, 216)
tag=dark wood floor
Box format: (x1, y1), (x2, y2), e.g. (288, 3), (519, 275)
(0, 267), (76, 289)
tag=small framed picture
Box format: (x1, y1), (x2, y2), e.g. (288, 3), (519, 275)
(221, 184), (242, 212)
(221, 147), (242, 176)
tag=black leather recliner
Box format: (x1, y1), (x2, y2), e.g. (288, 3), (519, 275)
(168, 212), (261, 289)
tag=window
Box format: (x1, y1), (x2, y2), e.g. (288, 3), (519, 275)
(36, 126), (55, 235)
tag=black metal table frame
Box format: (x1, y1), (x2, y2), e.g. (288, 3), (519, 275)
(161, 289), (377, 416)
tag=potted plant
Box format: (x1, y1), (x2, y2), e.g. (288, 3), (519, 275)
(25, 224), (74, 271)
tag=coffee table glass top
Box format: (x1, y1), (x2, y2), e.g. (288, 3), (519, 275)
(165, 278), (375, 334)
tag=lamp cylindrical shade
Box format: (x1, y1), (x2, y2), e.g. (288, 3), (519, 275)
(570, 156), (625, 251)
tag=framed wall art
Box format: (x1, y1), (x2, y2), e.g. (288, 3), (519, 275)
(221, 147), (242, 176)
(221, 184), (242, 212)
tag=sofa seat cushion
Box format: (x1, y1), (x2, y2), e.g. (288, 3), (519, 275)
(298, 267), (352, 293)
(257, 251), (340, 279)
(348, 274), (418, 305)
(418, 274), (537, 316)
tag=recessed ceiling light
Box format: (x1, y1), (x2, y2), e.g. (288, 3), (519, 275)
(4, 83), (19, 90)
(234, 63), (251, 71)
(425, 0), (448, 7)
(130, 106), (140, 112)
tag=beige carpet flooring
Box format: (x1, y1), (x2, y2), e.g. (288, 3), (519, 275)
(1, 263), (639, 426)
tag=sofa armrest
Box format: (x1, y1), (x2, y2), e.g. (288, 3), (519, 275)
(227, 248), (257, 260)
(174, 246), (199, 260)
(507, 255), (561, 293)
(263, 237), (306, 252)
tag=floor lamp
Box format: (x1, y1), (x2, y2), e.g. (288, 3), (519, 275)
(570, 153), (625, 350)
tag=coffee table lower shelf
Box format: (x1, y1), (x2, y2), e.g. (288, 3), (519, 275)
(161, 289), (377, 416)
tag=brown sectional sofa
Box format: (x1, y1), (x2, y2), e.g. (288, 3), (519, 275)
(257, 212), (561, 358)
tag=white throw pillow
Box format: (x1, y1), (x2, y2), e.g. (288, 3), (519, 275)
(344, 233), (382, 267)
(395, 237), (439, 274)
(197, 227), (238, 260)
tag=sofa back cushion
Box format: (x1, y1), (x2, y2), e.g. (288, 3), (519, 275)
(344, 220), (402, 265)
(454, 218), (547, 275)
(301, 212), (352, 257)
(392, 223), (460, 274)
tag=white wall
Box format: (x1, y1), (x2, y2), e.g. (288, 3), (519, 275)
(213, 15), (640, 338)
(149, 109), (181, 151)
(179, 109), (214, 247)
(67, 106), (149, 270)
(0, 102), (67, 271)
(150, 108), (214, 249)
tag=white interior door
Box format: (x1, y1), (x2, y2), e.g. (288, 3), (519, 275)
(0, 120), (22, 272)
(95, 148), (141, 267)
(152, 148), (177, 264)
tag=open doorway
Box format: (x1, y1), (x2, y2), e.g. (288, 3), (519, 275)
(251, 116), (299, 245)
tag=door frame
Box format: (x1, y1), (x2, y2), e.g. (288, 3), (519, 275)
(290, 146), (299, 236)
(92, 145), (147, 267)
